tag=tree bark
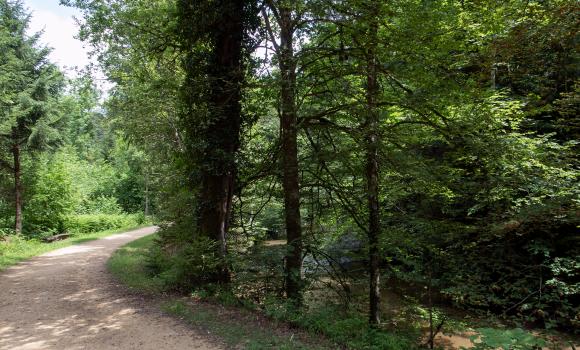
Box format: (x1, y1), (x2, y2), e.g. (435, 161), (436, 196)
(13, 143), (22, 235)
(278, 5), (303, 302)
(194, 0), (246, 284)
(365, 6), (381, 326)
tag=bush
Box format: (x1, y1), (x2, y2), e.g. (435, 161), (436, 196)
(80, 195), (124, 215)
(0, 227), (15, 240)
(143, 220), (231, 291)
(25, 153), (76, 236)
(66, 213), (145, 234)
(146, 234), (222, 291)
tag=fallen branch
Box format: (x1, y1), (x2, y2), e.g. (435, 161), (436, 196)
(43, 233), (71, 243)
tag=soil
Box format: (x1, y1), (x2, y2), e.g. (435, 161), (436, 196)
(0, 227), (223, 350)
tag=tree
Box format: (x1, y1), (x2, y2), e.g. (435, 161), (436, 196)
(261, 0), (305, 302)
(357, 1), (382, 325)
(0, 0), (64, 233)
(176, 0), (258, 283)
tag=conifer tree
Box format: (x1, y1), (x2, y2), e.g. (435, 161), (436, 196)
(0, 0), (64, 233)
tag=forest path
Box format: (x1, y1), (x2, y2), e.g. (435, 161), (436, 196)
(0, 227), (222, 350)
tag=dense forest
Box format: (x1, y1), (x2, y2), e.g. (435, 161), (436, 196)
(0, 0), (150, 241)
(1, 0), (578, 348)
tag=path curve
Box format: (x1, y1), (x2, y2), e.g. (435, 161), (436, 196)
(0, 227), (222, 350)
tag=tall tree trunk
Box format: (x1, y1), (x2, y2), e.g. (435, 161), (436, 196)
(12, 143), (22, 235)
(189, 0), (246, 284)
(365, 7), (381, 326)
(278, 6), (303, 302)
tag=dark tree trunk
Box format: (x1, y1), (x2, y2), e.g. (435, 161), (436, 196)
(181, 0), (245, 283)
(278, 6), (303, 302)
(12, 143), (22, 235)
(199, 173), (236, 283)
(365, 8), (381, 326)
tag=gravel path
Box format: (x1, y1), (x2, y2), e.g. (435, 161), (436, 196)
(0, 227), (222, 350)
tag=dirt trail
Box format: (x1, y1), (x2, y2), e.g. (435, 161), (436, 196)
(0, 227), (222, 350)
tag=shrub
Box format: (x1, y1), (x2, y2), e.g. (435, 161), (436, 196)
(25, 153), (76, 236)
(80, 195), (124, 215)
(146, 234), (222, 291)
(0, 227), (15, 240)
(144, 221), (230, 291)
(66, 213), (144, 234)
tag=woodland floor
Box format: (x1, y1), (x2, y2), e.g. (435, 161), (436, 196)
(0, 227), (222, 350)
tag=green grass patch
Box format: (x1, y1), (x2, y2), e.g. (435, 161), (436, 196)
(0, 224), (151, 271)
(261, 299), (418, 350)
(107, 233), (166, 293)
(162, 299), (320, 350)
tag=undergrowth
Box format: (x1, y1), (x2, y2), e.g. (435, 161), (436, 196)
(109, 233), (574, 349)
(111, 232), (421, 349)
(108, 233), (332, 349)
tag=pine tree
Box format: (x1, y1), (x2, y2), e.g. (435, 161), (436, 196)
(0, 0), (64, 234)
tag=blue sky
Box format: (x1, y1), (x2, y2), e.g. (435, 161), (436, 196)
(23, 0), (90, 75)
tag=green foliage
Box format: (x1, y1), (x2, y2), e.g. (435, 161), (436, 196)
(263, 301), (417, 350)
(146, 222), (223, 291)
(107, 234), (166, 293)
(66, 213), (146, 234)
(0, 0), (65, 235)
(0, 0), (65, 152)
(17, 144), (148, 237)
(24, 152), (75, 235)
(464, 328), (546, 350)
(64, 0), (580, 344)
(371, 93), (579, 330)
(81, 195), (123, 215)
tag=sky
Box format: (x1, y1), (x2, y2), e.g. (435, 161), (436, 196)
(23, 0), (91, 76)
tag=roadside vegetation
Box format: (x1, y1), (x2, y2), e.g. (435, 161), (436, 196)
(0, 1), (153, 266)
(109, 234), (336, 350)
(110, 234), (577, 350)
(107, 233), (165, 293)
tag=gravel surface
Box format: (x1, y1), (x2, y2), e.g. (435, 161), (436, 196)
(0, 227), (223, 350)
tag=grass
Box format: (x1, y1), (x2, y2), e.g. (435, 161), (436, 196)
(162, 300), (322, 350)
(108, 234), (333, 349)
(260, 300), (418, 350)
(107, 233), (166, 293)
(0, 224), (151, 271)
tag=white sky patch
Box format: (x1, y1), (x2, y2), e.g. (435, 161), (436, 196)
(23, 0), (112, 94)
(24, 1), (90, 76)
